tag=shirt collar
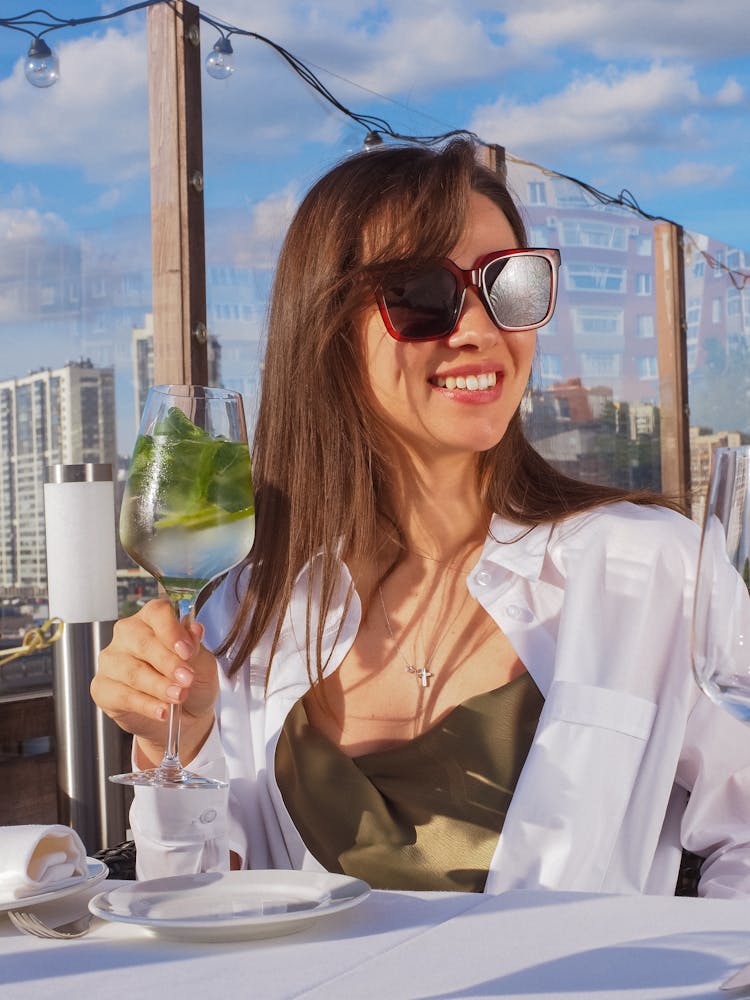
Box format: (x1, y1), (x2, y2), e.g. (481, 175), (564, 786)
(482, 513), (554, 581)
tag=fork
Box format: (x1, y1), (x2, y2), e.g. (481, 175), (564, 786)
(8, 909), (93, 939)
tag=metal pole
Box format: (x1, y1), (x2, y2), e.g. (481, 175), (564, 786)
(44, 463), (124, 852)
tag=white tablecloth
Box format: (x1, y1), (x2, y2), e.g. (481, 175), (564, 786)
(1, 881), (749, 999)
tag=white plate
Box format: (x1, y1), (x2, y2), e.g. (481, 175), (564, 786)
(89, 870), (370, 942)
(0, 858), (108, 911)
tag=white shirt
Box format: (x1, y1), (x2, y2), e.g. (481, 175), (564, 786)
(130, 501), (750, 897)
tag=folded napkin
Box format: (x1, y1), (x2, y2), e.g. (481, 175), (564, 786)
(0, 824), (87, 899)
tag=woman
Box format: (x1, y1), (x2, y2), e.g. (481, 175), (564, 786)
(92, 138), (750, 896)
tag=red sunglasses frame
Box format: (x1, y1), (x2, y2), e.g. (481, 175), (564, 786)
(375, 247), (561, 343)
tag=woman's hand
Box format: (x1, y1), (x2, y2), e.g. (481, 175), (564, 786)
(91, 598), (219, 768)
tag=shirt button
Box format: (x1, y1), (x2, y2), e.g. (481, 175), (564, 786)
(199, 808), (217, 824)
(505, 604), (534, 623)
(475, 570), (493, 587)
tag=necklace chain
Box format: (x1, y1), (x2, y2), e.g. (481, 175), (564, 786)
(377, 581), (469, 688)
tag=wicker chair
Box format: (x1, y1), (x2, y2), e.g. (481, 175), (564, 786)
(90, 841), (703, 894)
(92, 840), (137, 880)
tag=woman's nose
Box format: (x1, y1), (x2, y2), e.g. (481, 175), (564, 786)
(446, 288), (501, 350)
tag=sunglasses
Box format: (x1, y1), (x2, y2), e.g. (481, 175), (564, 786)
(375, 248), (561, 342)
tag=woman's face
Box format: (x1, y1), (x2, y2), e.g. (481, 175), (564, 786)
(360, 191), (537, 465)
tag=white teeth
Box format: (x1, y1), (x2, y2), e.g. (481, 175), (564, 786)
(433, 372), (498, 391)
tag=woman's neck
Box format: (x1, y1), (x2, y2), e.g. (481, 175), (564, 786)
(381, 449), (489, 563)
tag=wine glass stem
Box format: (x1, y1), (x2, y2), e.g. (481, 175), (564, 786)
(160, 592), (197, 777)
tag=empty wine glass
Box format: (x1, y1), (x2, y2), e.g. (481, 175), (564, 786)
(111, 385), (255, 788)
(692, 444), (750, 723)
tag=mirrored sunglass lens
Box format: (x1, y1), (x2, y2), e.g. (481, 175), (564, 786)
(485, 256), (551, 328)
(383, 267), (457, 339)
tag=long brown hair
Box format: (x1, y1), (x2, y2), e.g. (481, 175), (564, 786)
(220, 139), (678, 681)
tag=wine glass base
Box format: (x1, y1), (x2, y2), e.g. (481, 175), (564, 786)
(109, 768), (228, 790)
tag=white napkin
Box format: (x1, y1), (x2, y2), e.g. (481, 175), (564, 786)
(0, 824), (87, 899)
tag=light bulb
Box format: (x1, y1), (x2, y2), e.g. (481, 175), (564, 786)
(363, 130), (384, 151)
(206, 36), (234, 80)
(25, 37), (59, 88)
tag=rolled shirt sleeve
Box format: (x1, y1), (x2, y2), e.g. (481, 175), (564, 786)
(128, 721), (231, 880)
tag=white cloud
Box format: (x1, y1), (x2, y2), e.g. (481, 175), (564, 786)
(4, 182), (43, 208)
(206, 184), (300, 269)
(497, 0), (750, 60)
(660, 161), (736, 188)
(0, 26), (148, 182)
(0, 1), (743, 189)
(0, 0), (745, 254)
(715, 77), (744, 106)
(0, 206), (68, 241)
(470, 64), (703, 158)
(87, 188), (124, 213)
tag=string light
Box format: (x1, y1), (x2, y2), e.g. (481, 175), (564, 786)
(0, 2), (747, 285)
(205, 33), (234, 80)
(25, 36), (59, 88)
(363, 130), (384, 151)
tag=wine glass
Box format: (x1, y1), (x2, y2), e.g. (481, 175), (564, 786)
(692, 444), (750, 723)
(110, 384), (255, 788)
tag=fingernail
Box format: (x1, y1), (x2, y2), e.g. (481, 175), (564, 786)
(166, 685), (182, 701)
(174, 640), (192, 660)
(156, 706), (167, 721)
(174, 666), (193, 685)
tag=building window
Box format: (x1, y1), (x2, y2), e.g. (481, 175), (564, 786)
(637, 356), (658, 379)
(551, 181), (595, 207)
(529, 225), (548, 245)
(565, 264), (626, 293)
(712, 298), (722, 323)
(635, 273), (653, 296)
(528, 181), (547, 205)
(539, 354), (562, 380)
(559, 220), (626, 250)
(686, 298), (702, 332)
(537, 314), (557, 337)
(637, 314), (655, 338)
(636, 235), (652, 256)
(579, 352), (621, 377)
(572, 306), (623, 337)
(727, 249), (744, 271)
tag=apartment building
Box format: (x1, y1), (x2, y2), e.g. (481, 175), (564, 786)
(0, 360), (115, 593)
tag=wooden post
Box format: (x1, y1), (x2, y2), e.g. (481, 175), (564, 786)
(479, 143), (506, 183)
(146, 0), (208, 386)
(654, 221), (691, 511)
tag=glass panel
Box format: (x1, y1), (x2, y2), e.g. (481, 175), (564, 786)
(685, 231), (750, 526)
(0, 9), (153, 690)
(509, 158), (663, 491)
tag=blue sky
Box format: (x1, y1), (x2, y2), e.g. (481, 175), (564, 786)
(0, 0), (747, 247)
(0, 0), (748, 440)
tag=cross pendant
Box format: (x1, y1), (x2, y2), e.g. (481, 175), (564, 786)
(408, 665), (433, 688)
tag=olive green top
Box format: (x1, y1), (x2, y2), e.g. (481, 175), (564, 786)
(275, 671), (544, 892)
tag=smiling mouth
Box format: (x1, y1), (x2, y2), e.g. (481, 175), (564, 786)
(430, 371), (498, 391)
